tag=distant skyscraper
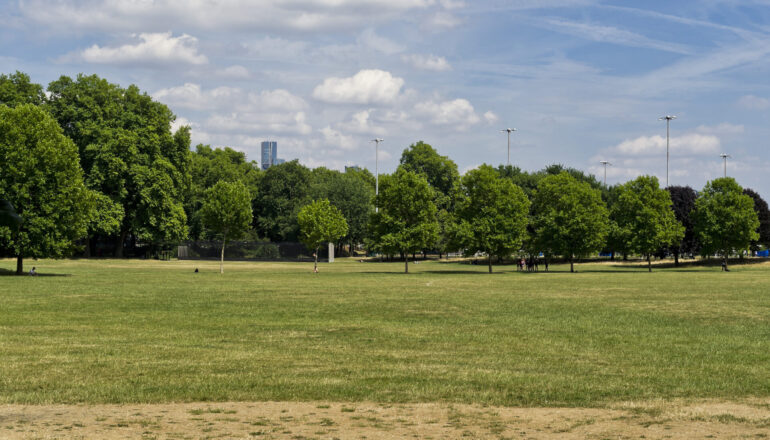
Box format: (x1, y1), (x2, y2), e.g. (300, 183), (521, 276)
(261, 141), (277, 170)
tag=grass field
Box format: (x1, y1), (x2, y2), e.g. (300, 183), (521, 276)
(1, 257), (769, 407)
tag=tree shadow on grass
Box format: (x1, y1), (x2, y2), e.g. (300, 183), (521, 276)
(0, 267), (71, 277)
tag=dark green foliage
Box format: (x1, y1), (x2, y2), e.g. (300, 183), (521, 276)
(368, 169), (439, 273)
(200, 180), (253, 273)
(253, 160), (311, 242)
(0, 105), (90, 273)
(46, 74), (190, 254)
(694, 178), (759, 269)
(398, 141), (459, 206)
(453, 165), (530, 273)
(298, 199), (348, 270)
(0, 71), (46, 107)
(308, 168), (373, 248)
(742, 188), (770, 249)
(0, 200), (22, 229)
(531, 172), (609, 272)
(187, 144), (260, 239)
(664, 186), (699, 264)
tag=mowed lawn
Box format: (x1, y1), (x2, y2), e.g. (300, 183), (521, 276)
(0, 258), (768, 406)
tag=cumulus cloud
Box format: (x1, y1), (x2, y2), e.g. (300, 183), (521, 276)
(153, 83), (307, 112)
(483, 111), (499, 124)
(320, 126), (357, 150)
(77, 32), (207, 65)
(737, 94), (770, 110)
(312, 69), (404, 104)
(612, 133), (720, 156)
(402, 54), (451, 71)
(414, 98), (480, 129)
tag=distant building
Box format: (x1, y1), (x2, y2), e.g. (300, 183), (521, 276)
(345, 165), (362, 172)
(261, 141), (278, 170)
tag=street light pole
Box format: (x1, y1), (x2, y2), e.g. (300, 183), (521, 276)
(720, 153), (731, 178)
(599, 160), (612, 186)
(371, 138), (384, 212)
(500, 128), (517, 166)
(659, 115), (676, 187)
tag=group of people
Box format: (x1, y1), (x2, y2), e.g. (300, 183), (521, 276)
(517, 258), (548, 272)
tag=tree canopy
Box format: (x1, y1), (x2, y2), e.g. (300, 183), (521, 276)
(200, 180), (253, 273)
(743, 188), (770, 249)
(694, 178), (759, 269)
(610, 175), (684, 271)
(253, 160), (311, 242)
(0, 104), (91, 274)
(453, 165), (530, 273)
(664, 186), (699, 265)
(0, 71), (46, 108)
(531, 172), (609, 272)
(368, 169), (439, 273)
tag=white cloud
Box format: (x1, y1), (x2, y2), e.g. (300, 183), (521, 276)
(217, 65), (250, 79)
(312, 69), (404, 104)
(153, 83), (307, 112)
(320, 126), (357, 150)
(613, 133), (720, 156)
(206, 111), (312, 136)
(414, 98), (481, 129)
(78, 32), (207, 65)
(402, 54), (452, 71)
(737, 94), (770, 110)
(483, 111), (499, 124)
(543, 19), (691, 54)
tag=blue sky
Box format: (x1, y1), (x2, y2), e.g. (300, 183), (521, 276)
(2, 0), (770, 197)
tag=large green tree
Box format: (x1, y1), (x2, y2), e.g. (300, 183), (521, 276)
(398, 141), (459, 204)
(187, 145), (260, 239)
(368, 169), (439, 273)
(610, 175), (684, 272)
(200, 181), (253, 273)
(0, 105), (91, 274)
(46, 74), (190, 256)
(453, 165), (529, 273)
(531, 172), (609, 272)
(298, 199), (348, 272)
(0, 71), (46, 108)
(308, 168), (373, 252)
(664, 186), (699, 265)
(693, 178), (759, 270)
(253, 160), (311, 242)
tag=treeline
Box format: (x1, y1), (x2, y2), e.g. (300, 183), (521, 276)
(1, 71), (769, 274)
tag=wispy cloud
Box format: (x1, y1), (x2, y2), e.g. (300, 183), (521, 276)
(542, 18), (692, 54)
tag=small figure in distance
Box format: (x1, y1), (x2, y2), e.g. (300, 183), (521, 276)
(721, 260), (729, 272)
(194, 268), (199, 273)
(544, 260), (549, 272)
(29, 267), (37, 276)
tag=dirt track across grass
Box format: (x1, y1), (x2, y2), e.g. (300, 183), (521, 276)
(2, 399), (769, 439)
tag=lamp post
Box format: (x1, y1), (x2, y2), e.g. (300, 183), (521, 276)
(720, 153), (731, 178)
(500, 128), (517, 166)
(599, 160), (612, 186)
(371, 138), (384, 212)
(658, 115), (676, 187)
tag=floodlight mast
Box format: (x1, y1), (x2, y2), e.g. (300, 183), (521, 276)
(599, 160), (612, 186)
(371, 138), (384, 212)
(720, 153), (731, 178)
(500, 128), (517, 166)
(659, 115), (677, 187)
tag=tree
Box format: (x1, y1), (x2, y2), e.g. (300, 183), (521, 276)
(298, 199), (349, 272)
(0, 71), (46, 108)
(693, 178), (759, 270)
(452, 165), (529, 273)
(46, 74), (190, 256)
(531, 172), (609, 272)
(200, 181), (253, 273)
(253, 160), (311, 242)
(187, 144), (260, 239)
(368, 169), (439, 273)
(398, 141), (459, 205)
(308, 168), (373, 252)
(0, 104), (91, 274)
(742, 188), (770, 249)
(610, 176), (684, 272)
(0, 200), (22, 229)
(665, 186), (699, 266)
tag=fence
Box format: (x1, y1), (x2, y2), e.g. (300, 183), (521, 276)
(177, 240), (326, 262)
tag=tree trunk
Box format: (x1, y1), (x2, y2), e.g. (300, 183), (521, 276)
(16, 255), (23, 275)
(314, 247), (319, 272)
(405, 254), (409, 274)
(674, 251), (679, 267)
(723, 255), (728, 271)
(85, 235), (91, 258)
(570, 255), (574, 273)
(115, 230), (128, 258)
(219, 240), (226, 274)
(647, 254), (652, 272)
(623, 253), (628, 261)
(488, 254), (493, 273)
(610, 251), (615, 261)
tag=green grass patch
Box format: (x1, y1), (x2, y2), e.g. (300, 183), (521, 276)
(1, 258), (769, 406)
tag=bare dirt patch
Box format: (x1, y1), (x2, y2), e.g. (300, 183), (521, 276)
(1, 399), (768, 439)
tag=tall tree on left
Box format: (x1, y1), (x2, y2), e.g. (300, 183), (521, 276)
(0, 105), (91, 274)
(46, 74), (190, 256)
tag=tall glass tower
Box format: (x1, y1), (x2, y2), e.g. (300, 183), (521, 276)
(261, 141), (277, 170)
